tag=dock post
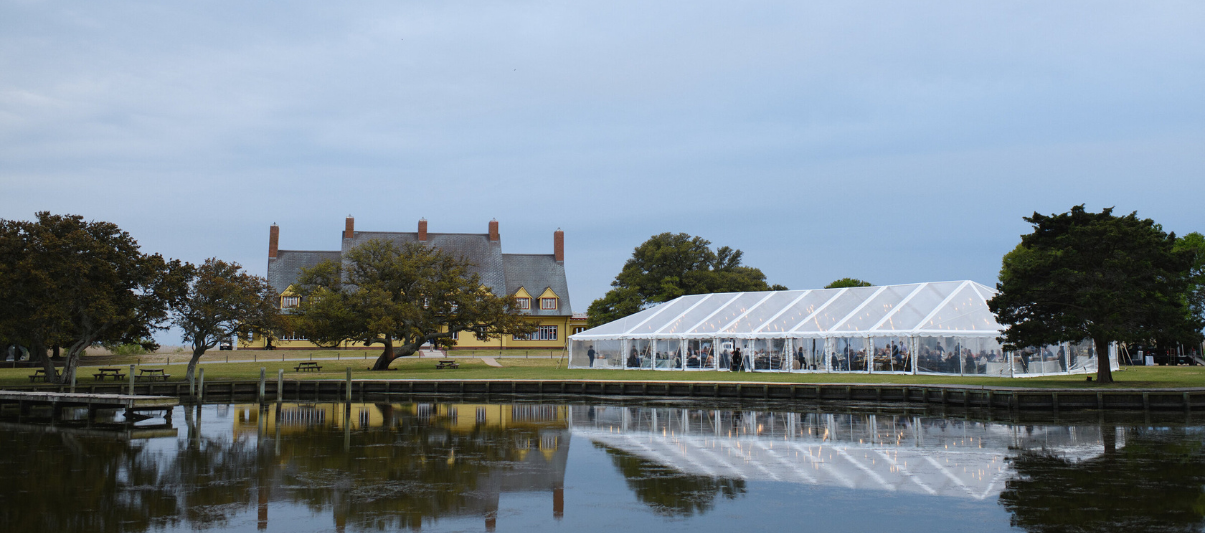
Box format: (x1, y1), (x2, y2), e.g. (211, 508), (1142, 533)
(198, 369), (205, 401)
(277, 369), (284, 402)
(258, 368), (266, 402)
(346, 367), (352, 402)
(128, 364), (136, 396)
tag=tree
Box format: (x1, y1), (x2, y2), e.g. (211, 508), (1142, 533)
(586, 233), (784, 327)
(1174, 232), (1205, 329)
(0, 213), (188, 383)
(988, 206), (1203, 384)
(291, 239), (534, 370)
(999, 427), (1205, 532)
(172, 258), (282, 383)
(824, 278), (872, 289)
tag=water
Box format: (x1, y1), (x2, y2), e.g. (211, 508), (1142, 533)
(0, 400), (1203, 533)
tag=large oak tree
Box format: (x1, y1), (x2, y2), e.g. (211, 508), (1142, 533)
(0, 213), (188, 383)
(586, 232), (785, 327)
(172, 258), (282, 383)
(988, 206), (1203, 384)
(291, 239), (534, 370)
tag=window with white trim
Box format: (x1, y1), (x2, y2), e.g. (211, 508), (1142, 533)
(572, 326), (586, 335)
(280, 330), (307, 341)
(281, 296), (300, 309)
(514, 325), (558, 341)
(540, 297), (558, 310)
(515, 297), (530, 310)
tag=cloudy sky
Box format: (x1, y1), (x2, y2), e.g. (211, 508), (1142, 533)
(2, 1), (1203, 324)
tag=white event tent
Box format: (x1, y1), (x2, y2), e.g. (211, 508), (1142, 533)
(568, 280), (1116, 377)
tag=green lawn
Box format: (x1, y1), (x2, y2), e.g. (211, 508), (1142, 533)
(3, 353), (1204, 389)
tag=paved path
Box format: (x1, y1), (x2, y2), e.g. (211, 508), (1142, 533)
(480, 357), (504, 368)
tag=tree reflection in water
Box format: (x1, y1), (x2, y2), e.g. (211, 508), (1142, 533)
(2, 402), (1205, 532)
(597, 442), (746, 516)
(999, 427), (1205, 533)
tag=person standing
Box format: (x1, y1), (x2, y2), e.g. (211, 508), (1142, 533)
(587, 345), (596, 368)
(732, 348), (743, 372)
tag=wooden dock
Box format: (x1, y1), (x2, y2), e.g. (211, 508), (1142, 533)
(0, 390), (178, 420)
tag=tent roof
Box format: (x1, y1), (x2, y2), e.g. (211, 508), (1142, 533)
(572, 280), (1003, 339)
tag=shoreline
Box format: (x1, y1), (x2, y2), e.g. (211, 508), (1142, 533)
(3, 378), (1203, 412)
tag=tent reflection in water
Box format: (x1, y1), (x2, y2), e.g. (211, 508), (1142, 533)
(568, 280), (1119, 377)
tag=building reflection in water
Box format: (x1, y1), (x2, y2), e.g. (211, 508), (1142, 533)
(232, 401), (570, 531)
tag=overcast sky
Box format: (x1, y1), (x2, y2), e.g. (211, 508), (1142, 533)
(2, 1), (1203, 334)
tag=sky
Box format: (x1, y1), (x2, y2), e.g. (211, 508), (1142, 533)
(2, 0), (1203, 337)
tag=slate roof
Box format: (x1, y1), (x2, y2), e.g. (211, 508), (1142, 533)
(266, 250), (343, 293)
(503, 254), (573, 317)
(344, 232), (508, 298)
(267, 229), (571, 316)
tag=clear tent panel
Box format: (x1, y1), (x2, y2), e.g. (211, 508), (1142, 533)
(916, 336), (962, 374)
(690, 293), (771, 334)
(1069, 340), (1098, 374)
(574, 339), (622, 369)
(685, 339), (715, 370)
(871, 336), (910, 372)
(918, 283), (1002, 334)
(789, 337), (825, 371)
(974, 337), (1010, 377)
(627, 339), (654, 369)
(580, 304), (666, 337)
(870, 281), (964, 333)
(628, 295), (710, 335)
(720, 291), (807, 334)
(793, 286), (880, 334)
(569, 339), (590, 368)
(759, 290), (842, 334)
(1013, 344), (1065, 376)
(654, 339), (683, 370)
(655, 294), (733, 336)
(832, 284), (919, 333)
(751, 338), (787, 371)
(830, 337), (868, 372)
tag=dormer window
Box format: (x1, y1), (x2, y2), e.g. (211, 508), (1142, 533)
(515, 297), (531, 310)
(281, 296), (300, 309)
(540, 297), (558, 310)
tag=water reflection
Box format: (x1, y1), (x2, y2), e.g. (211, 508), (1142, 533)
(574, 406), (1109, 500)
(0, 401), (1201, 532)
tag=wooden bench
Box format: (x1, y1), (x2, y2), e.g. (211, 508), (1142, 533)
(294, 361), (322, 372)
(28, 369), (47, 382)
(136, 368), (171, 381)
(436, 360), (459, 369)
(93, 368), (126, 381)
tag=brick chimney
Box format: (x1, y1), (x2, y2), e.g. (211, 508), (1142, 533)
(344, 216), (354, 239)
(268, 224), (279, 259)
(489, 219), (499, 242)
(553, 228), (564, 263)
(418, 218), (428, 241)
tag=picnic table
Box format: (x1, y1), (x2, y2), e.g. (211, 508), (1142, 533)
(294, 361), (322, 372)
(136, 368), (171, 381)
(436, 360), (459, 369)
(28, 369), (47, 382)
(94, 367), (126, 381)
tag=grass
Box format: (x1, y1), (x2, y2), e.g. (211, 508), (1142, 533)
(2, 350), (1204, 389)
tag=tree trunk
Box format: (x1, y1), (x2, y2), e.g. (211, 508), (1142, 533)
(35, 342), (59, 384)
(371, 337), (396, 370)
(185, 346), (207, 383)
(1095, 337), (1113, 384)
(61, 342), (87, 385)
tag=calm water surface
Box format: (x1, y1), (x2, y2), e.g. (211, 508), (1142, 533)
(0, 399), (1203, 533)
